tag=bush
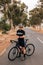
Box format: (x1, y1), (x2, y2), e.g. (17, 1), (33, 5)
(2, 30), (7, 34)
(3, 23), (11, 31)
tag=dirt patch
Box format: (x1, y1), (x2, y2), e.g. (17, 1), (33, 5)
(30, 27), (43, 34)
(0, 30), (17, 56)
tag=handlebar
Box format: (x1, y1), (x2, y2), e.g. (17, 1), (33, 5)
(10, 40), (18, 43)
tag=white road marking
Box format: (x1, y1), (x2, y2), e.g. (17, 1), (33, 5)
(37, 37), (43, 43)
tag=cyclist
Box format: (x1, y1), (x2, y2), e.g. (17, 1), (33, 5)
(16, 24), (26, 60)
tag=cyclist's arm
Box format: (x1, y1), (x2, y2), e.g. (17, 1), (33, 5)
(16, 33), (20, 38)
(16, 35), (19, 38)
(16, 30), (20, 38)
(19, 35), (25, 38)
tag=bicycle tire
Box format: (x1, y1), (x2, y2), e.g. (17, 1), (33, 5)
(26, 44), (35, 56)
(8, 47), (18, 61)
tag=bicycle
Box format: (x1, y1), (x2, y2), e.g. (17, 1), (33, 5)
(8, 39), (35, 61)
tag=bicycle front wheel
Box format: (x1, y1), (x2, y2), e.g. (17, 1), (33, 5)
(8, 47), (18, 61)
(26, 44), (35, 56)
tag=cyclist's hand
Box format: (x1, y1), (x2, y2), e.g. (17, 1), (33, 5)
(16, 36), (19, 38)
(19, 35), (25, 38)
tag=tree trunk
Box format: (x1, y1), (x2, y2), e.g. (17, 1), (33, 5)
(9, 19), (14, 30)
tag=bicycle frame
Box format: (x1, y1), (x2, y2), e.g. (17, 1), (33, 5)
(10, 39), (28, 53)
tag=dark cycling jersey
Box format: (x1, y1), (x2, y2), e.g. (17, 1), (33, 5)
(16, 29), (25, 47)
(17, 29), (25, 36)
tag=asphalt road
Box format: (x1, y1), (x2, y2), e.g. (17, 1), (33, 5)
(0, 27), (43, 65)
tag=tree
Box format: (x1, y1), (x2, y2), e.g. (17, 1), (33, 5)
(29, 7), (43, 26)
(0, 0), (28, 30)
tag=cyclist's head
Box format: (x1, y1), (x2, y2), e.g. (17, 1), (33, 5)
(18, 24), (23, 29)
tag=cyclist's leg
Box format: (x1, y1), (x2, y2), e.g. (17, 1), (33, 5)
(20, 46), (26, 61)
(17, 43), (22, 57)
(22, 47), (26, 55)
(20, 40), (26, 54)
(18, 41), (26, 58)
(16, 43), (20, 51)
(22, 41), (26, 59)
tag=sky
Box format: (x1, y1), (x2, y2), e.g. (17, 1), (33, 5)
(21, 0), (39, 11)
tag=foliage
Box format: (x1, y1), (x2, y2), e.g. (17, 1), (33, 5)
(3, 23), (11, 31)
(0, 0), (28, 30)
(0, 0), (11, 5)
(29, 7), (43, 25)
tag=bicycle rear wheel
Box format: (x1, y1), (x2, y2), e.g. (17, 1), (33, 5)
(26, 44), (35, 56)
(8, 47), (18, 61)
